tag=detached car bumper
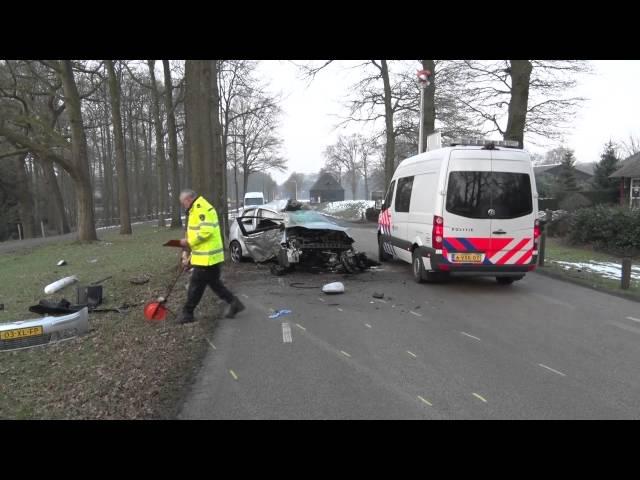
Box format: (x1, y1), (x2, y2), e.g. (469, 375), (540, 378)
(0, 307), (89, 352)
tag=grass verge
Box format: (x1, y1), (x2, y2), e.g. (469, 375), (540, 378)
(0, 224), (226, 419)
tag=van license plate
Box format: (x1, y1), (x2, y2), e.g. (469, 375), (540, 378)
(0, 326), (44, 341)
(452, 253), (483, 263)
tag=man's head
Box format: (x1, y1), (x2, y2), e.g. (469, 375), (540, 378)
(179, 189), (197, 209)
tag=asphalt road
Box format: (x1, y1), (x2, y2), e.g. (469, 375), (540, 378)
(179, 223), (640, 419)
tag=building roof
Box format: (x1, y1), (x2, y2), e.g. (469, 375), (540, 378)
(309, 173), (344, 192)
(533, 162), (595, 177)
(610, 152), (640, 178)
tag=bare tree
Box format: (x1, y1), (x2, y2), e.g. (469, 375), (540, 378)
(163, 60), (182, 228)
(324, 133), (374, 200)
(105, 60), (132, 234)
(453, 60), (591, 146)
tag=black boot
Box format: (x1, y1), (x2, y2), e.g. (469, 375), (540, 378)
(224, 297), (246, 318)
(177, 311), (196, 324)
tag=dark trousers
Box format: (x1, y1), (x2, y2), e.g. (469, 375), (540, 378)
(183, 264), (235, 316)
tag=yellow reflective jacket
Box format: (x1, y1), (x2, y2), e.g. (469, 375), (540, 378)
(186, 196), (224, 267)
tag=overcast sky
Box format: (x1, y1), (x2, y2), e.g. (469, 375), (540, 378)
(255, 60), (640, 184)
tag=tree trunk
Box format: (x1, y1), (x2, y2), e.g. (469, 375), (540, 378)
(363, 153), (370, 201)
(40, 155), (70, 234)
(380, 60), (395, 188)
(13, 154), (36, 238)
(209, 60), (226, 241)
(101, 99), (114, 225)
(504, 60), (533, 148)
(58, 60), (97, 242)
(148, 60), (167, 227)
(184, 60), (204, 194)
(106, 60), (132, 234)
(129, 111), (142, 220)
(421, 59), (436, 150)
(162, 60), (182, 228)
(140, 116), (153, 218)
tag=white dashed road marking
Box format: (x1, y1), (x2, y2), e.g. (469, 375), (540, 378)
(340, 350), (351, 358)
(282, 322), (293, 343)
(460, 332), (481, 341)
(365, 323), (372, 329)
(407, 351), (417, 358)
(418, 396), (433, 406)
(538, 363), (566, 377)
(472, 393), (487, 403)
(337, 308), (344, 312)
(295, 323), (306, 331)
(626, 316), (640, 323)
(410, 311), (422, 317)
(205, 339), (217, 350)
(229, 370), (238, 381)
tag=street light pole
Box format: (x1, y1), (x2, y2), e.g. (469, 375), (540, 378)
(416, 69), (432, 154)
(418, 85), (426, 154)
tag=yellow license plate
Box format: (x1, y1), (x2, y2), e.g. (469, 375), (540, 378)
(0, 326), (44, 341)
(452, 253), (483, 263)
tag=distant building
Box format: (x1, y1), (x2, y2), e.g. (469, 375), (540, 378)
(610, 152), (640, 208)
(533, 162), (595, 182)
(309, 173), (344, 204)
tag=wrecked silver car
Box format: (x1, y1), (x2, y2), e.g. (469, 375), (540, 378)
(233, 200), (378, 275)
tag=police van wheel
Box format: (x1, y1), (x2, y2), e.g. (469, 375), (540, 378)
(412, 250), (427, 283)
(378, 235), (391, 262)
(229, 241), (244, 263)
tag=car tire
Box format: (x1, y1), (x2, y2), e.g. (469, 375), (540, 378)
(378, 235), (392, 262)
(229, 240), (244, 263)
(412, 250), (427, 283)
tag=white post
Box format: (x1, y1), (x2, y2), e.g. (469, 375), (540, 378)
(17, 223), (22, 240)
(41, 221), (46, 238)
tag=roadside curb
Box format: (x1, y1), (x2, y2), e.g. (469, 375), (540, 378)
(534, 266), (640, 304)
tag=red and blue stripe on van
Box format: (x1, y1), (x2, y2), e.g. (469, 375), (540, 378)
(442, 237), (534, 265)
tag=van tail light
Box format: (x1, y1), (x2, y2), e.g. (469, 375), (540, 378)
(533, 219), (541, 249)
(433, 216), (444, 250)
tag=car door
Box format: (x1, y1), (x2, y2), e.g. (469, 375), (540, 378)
(378, 180), (396, 258)
(236, 207), (284, 263)
(392, 176), (414, 263)
(487, 150), (535, 266)
(443, 150), (493, 265)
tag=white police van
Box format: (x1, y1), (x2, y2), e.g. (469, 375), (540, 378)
(378, 134), (540, 284)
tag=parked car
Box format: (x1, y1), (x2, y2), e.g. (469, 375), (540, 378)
(378, 135), (540, 284)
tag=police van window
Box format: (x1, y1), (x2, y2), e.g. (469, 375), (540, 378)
(395, 176), (414, 213)
(446, 172), (532, 219)
(383, 180), (396, 210)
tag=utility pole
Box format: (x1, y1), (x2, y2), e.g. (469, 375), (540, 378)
(417, 69), (432, 154)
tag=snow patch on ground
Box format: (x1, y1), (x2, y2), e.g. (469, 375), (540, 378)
(551, 260), (640, 281)
(320, 201), (375, 219)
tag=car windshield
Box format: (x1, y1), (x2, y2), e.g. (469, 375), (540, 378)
(446, 171), (532, 219)
(244, 198), (263, 206)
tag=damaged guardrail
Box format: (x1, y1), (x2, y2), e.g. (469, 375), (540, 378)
(0, 307), (89, 352)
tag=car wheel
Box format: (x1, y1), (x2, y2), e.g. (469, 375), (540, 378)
(412, 250), (427, 283)
(229, 240), (243, 263)
(378, 235), (392, 262)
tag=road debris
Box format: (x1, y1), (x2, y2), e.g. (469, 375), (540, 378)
(57, 260), (67, 266)
(44, 275), (79, 295)
(130, 274), (151, 285)
(372, 292), (384, 299)
(268, 309), (292, 319)
(322, 282), (345, 294)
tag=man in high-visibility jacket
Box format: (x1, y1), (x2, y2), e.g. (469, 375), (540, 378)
(178, 189), (245, 324)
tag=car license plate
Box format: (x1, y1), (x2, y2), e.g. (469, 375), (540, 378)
(0, 326), (44, 341)
(452, 253), (483, 263)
